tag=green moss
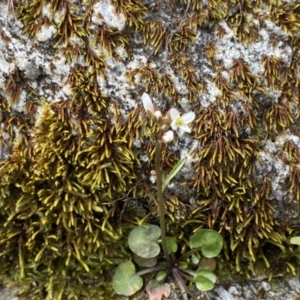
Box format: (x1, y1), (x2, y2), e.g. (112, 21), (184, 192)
(0, 0), (300, 298)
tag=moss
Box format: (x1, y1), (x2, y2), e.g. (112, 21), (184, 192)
(0, 99), (141, 297)
(0, 0), (300, 298)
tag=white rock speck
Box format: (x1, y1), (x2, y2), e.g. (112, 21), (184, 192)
(36, 24), (57, 42)
(92, 0), (126, 31)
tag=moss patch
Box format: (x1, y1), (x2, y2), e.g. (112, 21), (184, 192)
(0, 0), (300, 298)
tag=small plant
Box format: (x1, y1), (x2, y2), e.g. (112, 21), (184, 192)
(112, 93), (223, 299)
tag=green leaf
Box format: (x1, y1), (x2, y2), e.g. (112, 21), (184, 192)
(178, 262), (188, 269)
(190, 229), (223, 258)
(166, 236), (178, 253)
(194, 269), (217, 292)
(194, 276), (214, 291)
(162, 157), (187, 192)
(155, 271), (167, 281)
(112, 261), (143, 296)
(191, 254), (200, 265)
(290, 236), (300, 246)
(133, 253), (157, 267)
(128, 224), (161, 258)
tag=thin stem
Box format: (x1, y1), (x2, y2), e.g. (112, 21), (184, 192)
(155, 140), (172, 265)
(179, 247), (201, 261)
(172, 268), (197, 300)
(180, 268), (196, 277)
(178, 270), (197, 283)
(136, 265), (167, 277)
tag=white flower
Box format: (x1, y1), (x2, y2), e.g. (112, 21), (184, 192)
(162, 130), (174, 143)
(142, 93), (155, 115)
(142, 93), (162, 120)
(169, 108), (195, 133)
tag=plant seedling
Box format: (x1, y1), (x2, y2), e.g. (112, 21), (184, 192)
(112, 93), (223, 299)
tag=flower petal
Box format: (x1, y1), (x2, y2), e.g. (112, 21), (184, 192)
(169, 108), (180, 121)
(181, 112), (195, 124)
(142, 93), (154, 113)
(179, 125), (192, 133)
(171, 120), (178, 131)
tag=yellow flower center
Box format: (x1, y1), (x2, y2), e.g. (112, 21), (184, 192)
(175, 118), (184, 126)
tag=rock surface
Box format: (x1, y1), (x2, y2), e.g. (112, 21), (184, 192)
(1, 0), (300, 299)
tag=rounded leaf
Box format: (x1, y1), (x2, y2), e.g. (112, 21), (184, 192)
(178, 262), (188, 269)
(155, 271), (167, 281)
(191, 254), (200, 265)
(128, 224), (161, 258)
(133, 253), (157, 267)
(190, 229), (223, 258)
(194, 269), (217, 292)
(112, 261), (143, 296)
(166, 236), (178, 253)
(195, 269), (217, 282)
(194, 276), (214, 291)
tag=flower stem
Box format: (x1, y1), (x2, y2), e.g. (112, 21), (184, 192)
(155, 140), (172, 265)
(136, 265), (168, 277)
(179, 247), (202, 261)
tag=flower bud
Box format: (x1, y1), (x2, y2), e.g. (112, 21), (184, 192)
(161, 130), (174, 143)
(150, 170), (157, 176)
(142, 93), (155, 118)
(150, 170), (157, 183)
(154, 110), (162, 121)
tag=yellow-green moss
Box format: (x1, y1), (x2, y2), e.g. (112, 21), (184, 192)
(0, 0), (300, 298)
